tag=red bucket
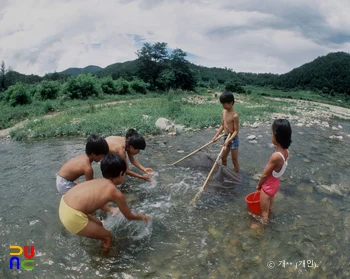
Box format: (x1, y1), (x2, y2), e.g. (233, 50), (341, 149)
(245, 191), (261, 215)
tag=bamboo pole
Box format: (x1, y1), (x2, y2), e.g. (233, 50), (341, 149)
(189, 133), (232, 206)
(172, 134), (225, 166)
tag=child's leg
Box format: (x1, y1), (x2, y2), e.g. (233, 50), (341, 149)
(77, 220), (112, 249)
(88, 214), (103, 226)
(221, 146), (230, 166)
(231, 149), (240, 172)
(269, 196), (275, 215)
(260, 190), (272, 224)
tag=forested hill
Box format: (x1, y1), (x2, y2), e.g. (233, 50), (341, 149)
(274, 52), (350, 94)
(60, 65), (102, 76)
(1, 50), (350, 95)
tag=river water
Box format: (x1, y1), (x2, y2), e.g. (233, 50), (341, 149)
(1, 120), (349, 279)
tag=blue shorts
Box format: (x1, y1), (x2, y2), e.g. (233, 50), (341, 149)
(223, 135), (239, 150)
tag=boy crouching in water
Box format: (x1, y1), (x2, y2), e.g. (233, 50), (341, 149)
(58, 153), (150, 250)
(56, 135), (109, 194)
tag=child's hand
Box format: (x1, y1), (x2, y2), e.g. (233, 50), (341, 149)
(143, 175), (152, 182)
(212, 136), (217, 142)
(223, 141), (229, 147)
(109, 207), (120, 216)
(144, 168), (154, 174)
(256, 184), (261, 191)
(142, 215), (151, 222)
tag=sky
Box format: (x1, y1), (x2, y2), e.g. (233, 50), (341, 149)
(0, 0), (350, 76)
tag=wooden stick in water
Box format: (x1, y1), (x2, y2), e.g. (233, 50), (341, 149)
(189, 133), (232, 206)
(172, 134), (225, 166)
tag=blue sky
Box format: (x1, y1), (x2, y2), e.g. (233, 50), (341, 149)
(0, 0), (349, 75)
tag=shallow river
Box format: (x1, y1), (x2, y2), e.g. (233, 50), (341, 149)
(1, 120), (349, 278)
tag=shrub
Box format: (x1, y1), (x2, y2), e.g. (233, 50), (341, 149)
(3, 83), (32, 106)
(129, 79), (150, 94)
(115, 78), (130, 95)
(35, 80), (61, 100)
(63, 74), (102, 99)
(225, 79), (246, 93)
(100, 76), (117, 95)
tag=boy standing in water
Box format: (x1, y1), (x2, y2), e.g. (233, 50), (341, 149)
(56, 135), (109, 195)
(59, 153), (150, 250)
(212, 91), (240, 173)
(106, 130), (153, 182)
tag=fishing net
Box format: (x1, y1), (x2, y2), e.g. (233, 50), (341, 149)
(174, 144), (242, 189)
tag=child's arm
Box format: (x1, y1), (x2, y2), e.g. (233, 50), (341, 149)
(128, 152), (153, 174)
(126, 169), (152, 182)
(213, 114), (225, 141)
(84, 166), (94, 181)
(113, 190), (150, 221)
(256, 154), (280, 190)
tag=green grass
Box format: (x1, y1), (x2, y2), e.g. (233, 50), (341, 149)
(245, 85), (350, 108)
(4, 86), (350, 140)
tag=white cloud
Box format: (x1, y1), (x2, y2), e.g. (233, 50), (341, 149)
(0, 0), (349, 75)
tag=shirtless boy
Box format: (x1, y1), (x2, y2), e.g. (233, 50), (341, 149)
(106, 132), (153, 182)
(212, 91), (240, 172)
(56, 135), (109, 194)
(58, 152), (150, 250)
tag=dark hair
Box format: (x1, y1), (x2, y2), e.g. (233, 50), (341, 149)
(85, 135), (109, 155)
(272, 119), (292, 149)
(100, 152), (126, 178)
(220, 91), (235, 104)
(126, 128), (138, 139)
(126, 134), (146, 150)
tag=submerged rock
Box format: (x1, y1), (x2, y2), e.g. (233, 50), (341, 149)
(247, 135), (256, 140)
(329, 135), (343, 140)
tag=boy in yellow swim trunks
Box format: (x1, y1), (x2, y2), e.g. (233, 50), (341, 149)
(58, 153), (150, 250)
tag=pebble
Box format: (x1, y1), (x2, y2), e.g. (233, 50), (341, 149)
(247, 135), (256, 140)
(329, 135), (343, 140)
(249, 140), (258, 144)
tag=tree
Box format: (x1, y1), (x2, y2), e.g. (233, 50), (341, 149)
(0, 61), (6, 91)
(136, 42), (168, 89)
(168, 48), (196, 90)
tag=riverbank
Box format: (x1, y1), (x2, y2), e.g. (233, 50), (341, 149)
(1, 91), (350, 140)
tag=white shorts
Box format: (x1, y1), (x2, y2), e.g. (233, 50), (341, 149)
(56, 174), (75, 195)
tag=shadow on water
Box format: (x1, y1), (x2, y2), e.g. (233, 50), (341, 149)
(1, 120), (350, 278)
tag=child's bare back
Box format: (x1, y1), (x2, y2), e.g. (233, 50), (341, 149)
(58, 154), (92, 182)
(63, 178), (117, 214)
(56, 135), (109, 195)
(105, 136), (126, 159)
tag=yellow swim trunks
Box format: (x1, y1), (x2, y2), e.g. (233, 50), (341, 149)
(59, 196), (88, 234)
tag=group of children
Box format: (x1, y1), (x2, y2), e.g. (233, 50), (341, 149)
(212, 91), (292, 224)
(57, 91), (292, 250)
(57, 131), (152, 250)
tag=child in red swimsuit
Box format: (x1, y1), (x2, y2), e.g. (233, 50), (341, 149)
(256, 119), (292, 224)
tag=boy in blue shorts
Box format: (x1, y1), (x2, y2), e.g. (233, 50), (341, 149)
(212, 91), (240, 173)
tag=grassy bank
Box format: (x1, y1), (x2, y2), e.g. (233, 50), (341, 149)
(2, 86), (349, 140)
(8, 91), (299, 140)
(246, 85), (350, 108)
